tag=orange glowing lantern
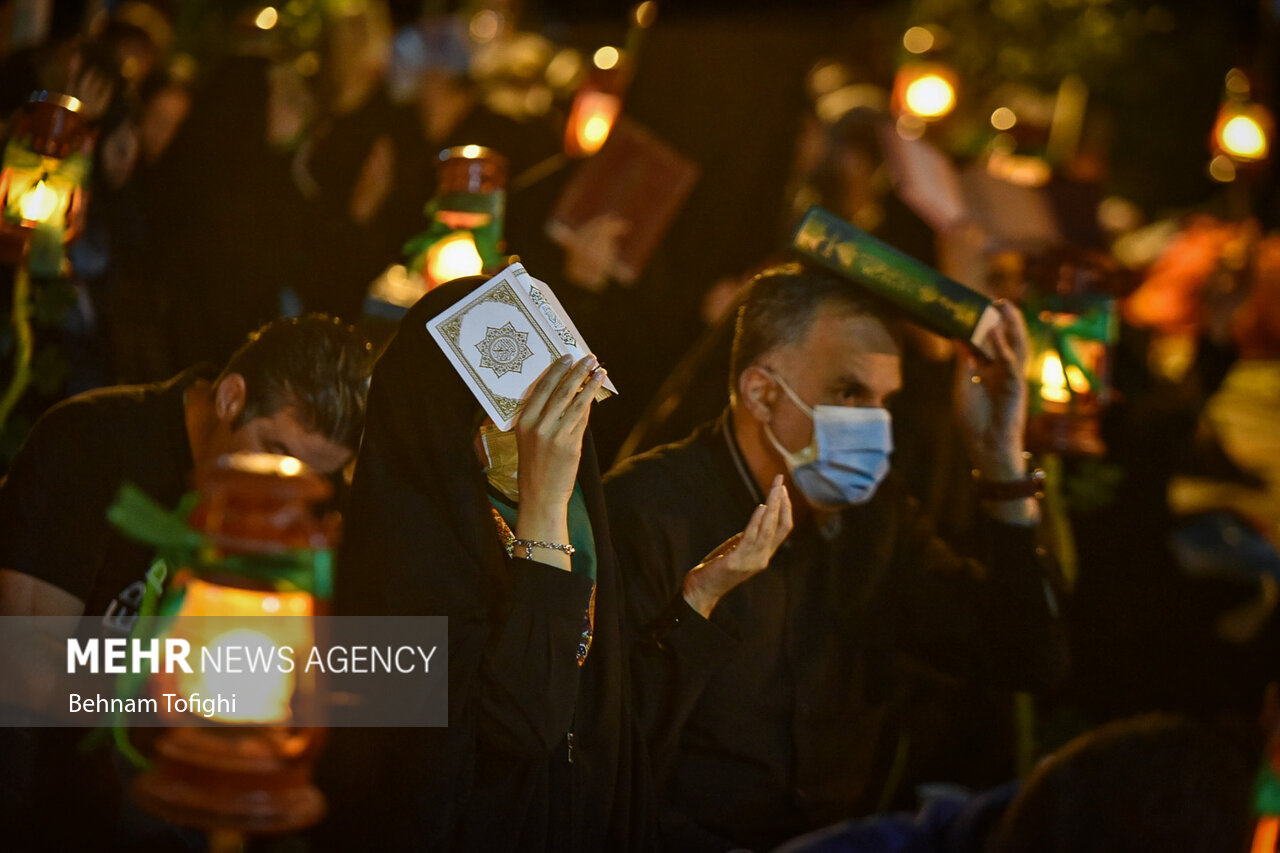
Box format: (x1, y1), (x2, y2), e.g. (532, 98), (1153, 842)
(0, 91), (94, 276)
(130, 452), (337, 835)
(564, 48), (629, 158)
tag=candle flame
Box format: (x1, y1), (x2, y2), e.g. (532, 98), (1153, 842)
(178, 628), (293, 723)
(426, 232), (484, 286)
(18, 179), (59, 223)
(1040, 351), (1071, 404)
(567, 91), (622, 156)
(1065, 364), (1091, 394)
(580, 114), (613, 151)
(165, 578), (313, 724)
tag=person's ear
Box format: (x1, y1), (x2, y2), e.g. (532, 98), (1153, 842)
(738, 366), (778, 424)
(213, 373), (247, 424)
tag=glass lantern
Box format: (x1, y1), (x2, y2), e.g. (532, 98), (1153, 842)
(129, 452), (337, 835)
(0, 91), (94, 276)
(564, 58), (628, 158)
(404, 145), (507, 290)
(1021, 251), (1122, 457)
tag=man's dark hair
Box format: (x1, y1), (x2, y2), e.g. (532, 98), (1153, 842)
(991, 713), (1256, 853)
(217, 315), (374, 451)
(729, 262), (902, 398)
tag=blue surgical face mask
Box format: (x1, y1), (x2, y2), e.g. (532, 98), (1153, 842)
(761, 370), (893, 508)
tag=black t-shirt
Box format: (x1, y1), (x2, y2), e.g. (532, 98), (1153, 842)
(0, 367), (210, 624)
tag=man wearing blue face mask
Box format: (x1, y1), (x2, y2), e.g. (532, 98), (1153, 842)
(604, 263), (1067, 853)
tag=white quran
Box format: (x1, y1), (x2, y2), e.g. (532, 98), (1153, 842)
(426, 263), (618, 430)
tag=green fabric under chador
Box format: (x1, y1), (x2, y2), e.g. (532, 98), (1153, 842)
(488, 481), (597, 665)
(487, 481), (598, 582)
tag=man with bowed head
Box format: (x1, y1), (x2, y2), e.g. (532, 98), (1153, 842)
(604, 263), (1066, 852)
(0, 314), (373, 850)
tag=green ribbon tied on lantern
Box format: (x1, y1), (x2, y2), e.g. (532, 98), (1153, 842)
(1258, 760), (1280, 818)
(1023, 295), (1119, 401)
(403, 189), (506, 277)
(1, 140), (92, 222)
(2, 140), (91, 276)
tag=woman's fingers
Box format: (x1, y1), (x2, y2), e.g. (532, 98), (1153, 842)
(538, 356), (598, 428)
(563, 366), (607, 437)
(518, 355), (574, 427)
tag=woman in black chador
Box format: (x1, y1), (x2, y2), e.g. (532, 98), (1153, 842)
(326, 276), (654, 852)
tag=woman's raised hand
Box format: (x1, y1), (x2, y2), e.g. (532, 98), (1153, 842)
(511, 355), (606, 567)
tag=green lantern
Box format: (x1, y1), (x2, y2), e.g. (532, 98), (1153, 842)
(1022, 261), (1120, 458)
(0, 91), (94, 277)
(405, 145), (508, 289)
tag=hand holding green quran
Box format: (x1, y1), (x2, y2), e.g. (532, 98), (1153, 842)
(790, 206), (1037, 523)
(790, 205), (1002, 358)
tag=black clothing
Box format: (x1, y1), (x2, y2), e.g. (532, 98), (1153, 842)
(326, 277), (654, 852)
(293, 91), (429, 320)
(603, 414), (1066, 853)
(0, 367), (210, 852)
(0, 366), (208, 620)
(144, 56), (301, 368)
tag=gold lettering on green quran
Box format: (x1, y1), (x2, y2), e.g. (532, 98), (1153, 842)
(918, 285), (978, 328)
(795, 219), (826, 253)
(833, 240), (857, 268)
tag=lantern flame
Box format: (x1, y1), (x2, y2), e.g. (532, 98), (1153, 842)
(164, 578), (313, 725)
(1040, 351), (1071, 404)
(426, 232), (484, 286)
(1065, 364), (1091, 394)
(581, 114), (613, 151)
(566, 90), (622, 157)
(178, 628), (294, 723)
(18, 178), (59, 223)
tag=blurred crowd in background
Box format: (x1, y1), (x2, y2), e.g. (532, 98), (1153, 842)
(1, 0), (1279, 822)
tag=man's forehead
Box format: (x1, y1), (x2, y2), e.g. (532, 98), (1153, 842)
(798, 307), (900, 358)
(251, 408), (352, 471)
(762, 307), (902, 396)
